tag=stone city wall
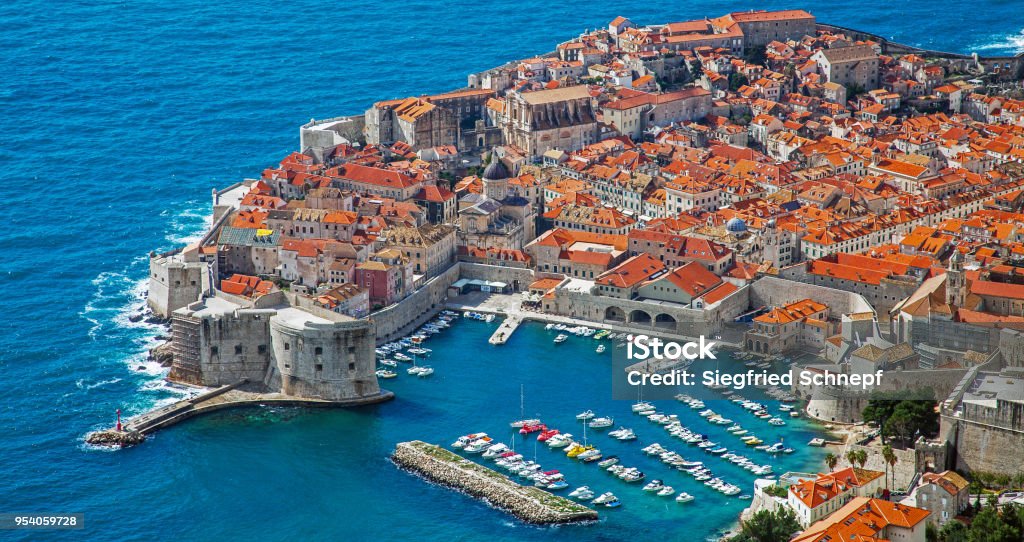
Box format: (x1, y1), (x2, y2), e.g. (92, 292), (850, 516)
(949, 420), (1024, 475)
(371, 263), (461, 344)
(458, 262), (536, 291)
(544, 284), (749, 339)
(754, 276), (874, 317)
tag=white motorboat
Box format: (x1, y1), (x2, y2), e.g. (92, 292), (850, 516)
(378, 359), (397, 367)
(588, 417), (613, 429)
(510, 418), (541, 428)
(547, 434), (573, 448)
(393, 353), (412, 362)
(407, 366), (425, 375)
(451, 433), (487, 449)
(575, 410), (595, 421)
(641, 443), (665, 455)
(554, 334), (569, 344)
(596, 344), (606, 354)
(642, 480), (664, 492)
(375, 369), (397, 379)
(568, 486), (591, 498)
(675, 492), (694, 503)
(464, 438), (493, 453)
(591, 492), (617, 505)
(656, 486), (675, 497)
(416, 366), (433, 377)
(631, 401), (654, 413)
(482, 443), (509, 458)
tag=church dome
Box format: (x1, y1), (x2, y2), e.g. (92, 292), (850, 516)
(482, 157), (510, 181)
(726, 217), (747, 233)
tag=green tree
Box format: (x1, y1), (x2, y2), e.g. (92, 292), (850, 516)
(968, 507), (1020, 542)
(863, 392), (939, 447)
(940, 520), (968, 542)
(825, 452), (838, 472)
(744, 46), (767, 66)
(1002, 503), (1024, 535)
(689, 59), (703, 78)
(734, 508), (802, 542)
(729, 72), (750, 91)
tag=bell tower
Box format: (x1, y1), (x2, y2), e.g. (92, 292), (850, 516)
(945, 249), (965, 308)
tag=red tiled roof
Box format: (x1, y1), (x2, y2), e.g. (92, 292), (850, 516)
(596, 253), (666, 288)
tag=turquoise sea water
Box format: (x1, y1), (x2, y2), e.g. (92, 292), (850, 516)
(1, 1), (1022, 540)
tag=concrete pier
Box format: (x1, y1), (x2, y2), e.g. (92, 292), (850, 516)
(488, 316), (521, 345)
(86, 380), (393, 447)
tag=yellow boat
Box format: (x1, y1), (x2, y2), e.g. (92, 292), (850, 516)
(566, 443), (593, 458)
(745, 438), (764, 446)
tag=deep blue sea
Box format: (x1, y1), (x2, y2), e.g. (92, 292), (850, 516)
(1, 1), (1021, 540)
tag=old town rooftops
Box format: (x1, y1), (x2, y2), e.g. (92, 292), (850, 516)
(754, 298), (827, 324)
(596, 253), (666, 288)
(328, 163), (419, 189)
(517, 85), (592, 105)
(651, 261), (723, 297)
(791, 498), (929, 542)
(602, 87), (711, 110)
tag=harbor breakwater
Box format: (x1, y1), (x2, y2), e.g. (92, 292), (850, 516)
(391, 441), (598, 525)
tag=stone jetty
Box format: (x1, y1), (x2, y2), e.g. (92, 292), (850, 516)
(391, 440), (598, 525)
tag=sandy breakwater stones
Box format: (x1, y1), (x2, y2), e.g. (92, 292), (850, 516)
(391, 440), (597, 525)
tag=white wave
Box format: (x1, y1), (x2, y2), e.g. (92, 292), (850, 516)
(78, 201), (218, 446)
(974, 29), (1024, 53)
(76, 377), (123, 390)
(165, 203), (212, 246)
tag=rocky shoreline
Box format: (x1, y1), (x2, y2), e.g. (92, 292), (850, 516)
(391, 440), (598, 525)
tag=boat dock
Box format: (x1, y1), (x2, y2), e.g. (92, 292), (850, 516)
(447, 295), (742, 350)
(86, 380), (394, 447)
(489, 315), (521, 345)
(392, 440), (597, 525)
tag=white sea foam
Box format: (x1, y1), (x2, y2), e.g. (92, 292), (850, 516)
(165, 203), (212, 246)
(974, 29), (1024, 53)
(79, 203), (214, 442)
(76, 377), (123, 390)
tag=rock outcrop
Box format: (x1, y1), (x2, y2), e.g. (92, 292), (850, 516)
(149, 341), (174, 367)
(391, 440), (597, 525)
(85, 429), (146, 447)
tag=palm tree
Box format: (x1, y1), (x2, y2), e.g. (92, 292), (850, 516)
(882, 445), (897, 491)
(846, 450), (859, 468)
(825, 452), (838, 472)
(880, 444), (897, 489)
(856, 449), (868, 469)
